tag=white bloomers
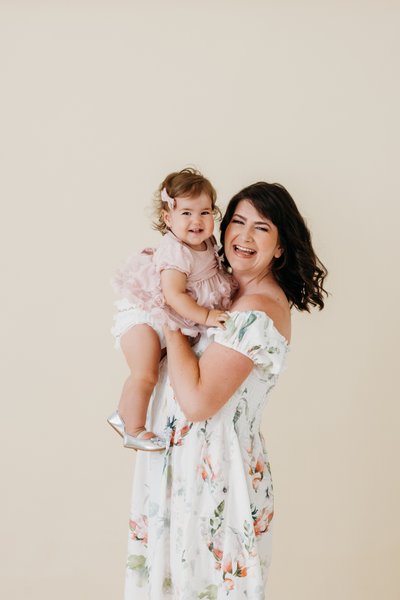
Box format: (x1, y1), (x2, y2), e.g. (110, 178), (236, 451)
(111, 298), (167, 350)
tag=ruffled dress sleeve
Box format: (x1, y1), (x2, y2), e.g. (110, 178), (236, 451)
(208, 310), (289, 375)
(153, 233), (194, 277)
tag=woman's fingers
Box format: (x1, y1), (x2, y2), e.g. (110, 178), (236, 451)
(216, 312), (229, 328)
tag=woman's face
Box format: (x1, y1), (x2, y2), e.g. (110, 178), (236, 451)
(224, 200), (283, 278)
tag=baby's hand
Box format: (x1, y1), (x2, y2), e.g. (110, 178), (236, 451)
(205, 309), (229, 329)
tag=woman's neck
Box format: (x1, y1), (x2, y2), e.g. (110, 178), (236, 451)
(233, 270), (274, 297)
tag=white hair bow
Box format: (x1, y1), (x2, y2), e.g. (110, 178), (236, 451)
(161, 187), (176, 210)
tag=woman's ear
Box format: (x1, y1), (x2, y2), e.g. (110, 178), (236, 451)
(274, 245), (283, 259)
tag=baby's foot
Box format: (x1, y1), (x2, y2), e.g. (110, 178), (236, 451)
(128, 426), (156, 440)
(123, 427), (165, 452)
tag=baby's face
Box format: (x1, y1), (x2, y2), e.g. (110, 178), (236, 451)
(163, 192), (215, 250)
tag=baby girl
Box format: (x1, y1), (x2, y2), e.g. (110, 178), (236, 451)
(108, 168), (236, 451)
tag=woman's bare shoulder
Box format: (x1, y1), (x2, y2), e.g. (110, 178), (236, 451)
(231, 294), (291, 342)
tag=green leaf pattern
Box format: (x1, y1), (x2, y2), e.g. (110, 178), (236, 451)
(126, 554), (148, 587)
(198, 584), (218, 599)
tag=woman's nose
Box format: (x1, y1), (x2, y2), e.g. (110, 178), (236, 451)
(241, 228), (253, 242)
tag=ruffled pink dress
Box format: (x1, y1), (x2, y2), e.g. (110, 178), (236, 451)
(112, 232), (236, 345)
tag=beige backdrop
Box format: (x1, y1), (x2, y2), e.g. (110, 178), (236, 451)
(1, 1), (399, 599)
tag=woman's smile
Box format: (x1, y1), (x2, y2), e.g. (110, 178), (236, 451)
(233, 244), (257, 257)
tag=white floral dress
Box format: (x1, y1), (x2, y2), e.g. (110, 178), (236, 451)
(124, 310), (289, 600)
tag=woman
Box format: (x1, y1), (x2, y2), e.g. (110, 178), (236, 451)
(124, 182), (327, 599)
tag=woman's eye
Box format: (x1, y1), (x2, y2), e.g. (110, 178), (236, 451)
(256, 226), (269, 232)
(232, 219), (244, 225)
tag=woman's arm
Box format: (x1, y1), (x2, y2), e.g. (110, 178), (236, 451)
(161, 269), (227, 327)
(164, 327), (253, 422)
(164, 294), (290, 422)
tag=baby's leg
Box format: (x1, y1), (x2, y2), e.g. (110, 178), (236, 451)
(119, 324), (161, 437)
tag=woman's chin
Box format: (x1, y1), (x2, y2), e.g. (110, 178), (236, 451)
(227, 255), (255, 272)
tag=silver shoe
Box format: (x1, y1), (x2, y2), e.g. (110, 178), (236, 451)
(123, 429), (166, 452)
(107, 411), (125, 438)
(107, 411), (166, 452)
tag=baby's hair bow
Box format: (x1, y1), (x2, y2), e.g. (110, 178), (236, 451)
(161, 187), (176, 210)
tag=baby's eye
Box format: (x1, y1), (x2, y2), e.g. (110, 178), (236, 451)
(201, 211), (211, 215)
(181, 211), (191, 216)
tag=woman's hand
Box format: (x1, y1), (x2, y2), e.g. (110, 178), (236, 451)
(205, 309), (228, 329)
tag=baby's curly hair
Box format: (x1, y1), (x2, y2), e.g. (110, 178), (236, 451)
(153, 168), (221, 234)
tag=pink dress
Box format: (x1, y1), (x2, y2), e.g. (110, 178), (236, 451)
(112, 232), (236, 343)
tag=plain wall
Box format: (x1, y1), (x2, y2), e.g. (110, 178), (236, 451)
(1, 1), (399, 599)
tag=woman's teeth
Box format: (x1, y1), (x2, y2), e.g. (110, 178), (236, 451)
(234, 244), (256, 255)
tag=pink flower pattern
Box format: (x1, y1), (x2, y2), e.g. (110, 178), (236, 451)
(129, 515), (148, 546)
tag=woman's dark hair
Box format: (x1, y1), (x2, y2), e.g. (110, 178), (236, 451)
(220, 182), (328, 311)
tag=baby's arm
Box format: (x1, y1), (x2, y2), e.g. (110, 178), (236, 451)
(161, 269), (227, 328)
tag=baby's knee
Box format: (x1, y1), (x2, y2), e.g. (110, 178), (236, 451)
(128, 370), (159, 388)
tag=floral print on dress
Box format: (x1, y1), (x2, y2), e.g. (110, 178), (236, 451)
(124, 311), (289, 599)
(163, 415), (193, 474)
(249, 453), (266, 492)
(126, 554), (148, 587)
(201, 496), (267, 595)
(129, 515), (148, 546)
